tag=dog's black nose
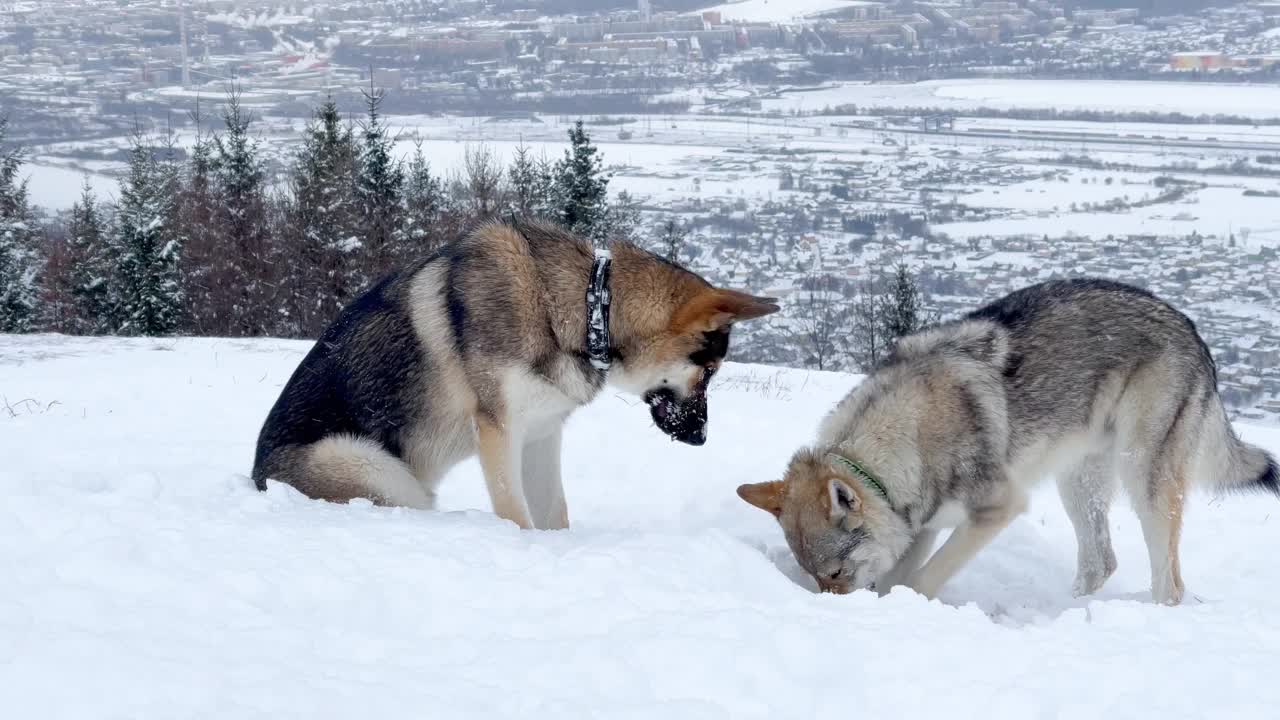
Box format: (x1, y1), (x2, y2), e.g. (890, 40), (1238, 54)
(677, 427), (706, 446)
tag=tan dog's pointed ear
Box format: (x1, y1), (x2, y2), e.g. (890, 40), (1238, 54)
(673, 289), (781, 333)
(737, 481), (785, 518)
(721, 289), (782, 321)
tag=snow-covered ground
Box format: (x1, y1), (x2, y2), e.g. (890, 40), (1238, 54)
(762, 78), (1280, 118)
(3, 335), (1280, 718)
(933, 182), (1280, 246)
(21, 163), (118, 210)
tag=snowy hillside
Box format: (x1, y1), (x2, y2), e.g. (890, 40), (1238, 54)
(3, 335), (1280, 718)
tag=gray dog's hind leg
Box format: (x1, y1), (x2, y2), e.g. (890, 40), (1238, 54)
(1057, 450), (1119, 597)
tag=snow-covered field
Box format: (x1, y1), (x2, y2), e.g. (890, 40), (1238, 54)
(22, 163), (117, 210)
(3, 335), (1280, 718)
(934, 182), (1280, 246)
(762, 78), (1280, 118)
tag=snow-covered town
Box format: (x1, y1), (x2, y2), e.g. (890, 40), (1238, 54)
(6, 1), (1280, 419)
(8, 0), (1280, 141)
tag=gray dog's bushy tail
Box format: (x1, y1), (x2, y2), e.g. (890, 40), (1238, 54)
(1224, 436), (1279, 497)
(1249, 453), (1279, 496)
(1196, 397), (1279, 497)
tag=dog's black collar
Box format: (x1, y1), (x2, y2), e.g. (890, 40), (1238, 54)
(585, 248), (613, 371)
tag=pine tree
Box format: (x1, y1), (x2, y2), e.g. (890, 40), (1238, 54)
(533, 154), (560, 219)
(175, 100), (221, 335)
(284, 97), (360, 335)
(878, 261), (925, 343)
(554, 120), (611, 243)
(66, 178), (115, 332)
(356, 80), (405, 275)
(0, 117), (40, 332)
(37, 220), (76, 333)
(658, 217), (687, 263)
(602, 189), (642, 245)
(844, 264), (930, 372)
(210, 87), (274, 335)
(508, 142), (540, 218)
(115, 129), (182, 336)
(402, 140), (444, 254)
(462, 144), (504, 220)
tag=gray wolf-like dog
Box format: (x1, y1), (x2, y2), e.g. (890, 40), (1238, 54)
(738, 278), (1276, 605)
(253, 221), (778, 529)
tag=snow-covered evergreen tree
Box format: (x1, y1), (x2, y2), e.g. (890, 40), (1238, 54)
(115, 130), (182, 336)
(281, 98), (361, 334)
(210, 88), (273, 335)
(602, 189), (642, 245)
(554, 121), (611, 244)
(879, 261), (924, 343)
(356, 81), (404, 274)
(0, 117), (40, 332)
(658, 217), (687, 263)
(35, 221), (76, 333)
(508, 142), (540, 218)
(402, 140), (444, 254)
(843, 264), (930, 372)
(533, 154), (560, 220)
(462, 144), (504, 220)
(66, 178), (115, 333)
(175, 101), (221, 335)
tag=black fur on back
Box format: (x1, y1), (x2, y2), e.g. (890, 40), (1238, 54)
(251, 262), (433, 487)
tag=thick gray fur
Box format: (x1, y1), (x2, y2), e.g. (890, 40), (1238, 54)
(779, 278), (1275, 605)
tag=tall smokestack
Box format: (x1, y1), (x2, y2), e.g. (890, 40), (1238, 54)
(638, 0), (651, 22)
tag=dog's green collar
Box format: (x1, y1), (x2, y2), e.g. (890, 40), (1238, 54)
(826, 452), (889, 502)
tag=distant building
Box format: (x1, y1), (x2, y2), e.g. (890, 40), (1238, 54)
(1170, 51), (1228, 71)
(371, 68), (402, 90)
(1074, 8), (1140, 27)
(1233, 54), (1280, 70)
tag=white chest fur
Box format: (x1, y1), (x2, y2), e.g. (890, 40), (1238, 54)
(502, 367), (585, 440)
(923, 499), (969, 530)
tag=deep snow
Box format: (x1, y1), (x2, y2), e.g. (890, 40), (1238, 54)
(3, 335), (1279, 719)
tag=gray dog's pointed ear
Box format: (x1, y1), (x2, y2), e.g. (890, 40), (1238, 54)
(828, 477), (860, 520)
